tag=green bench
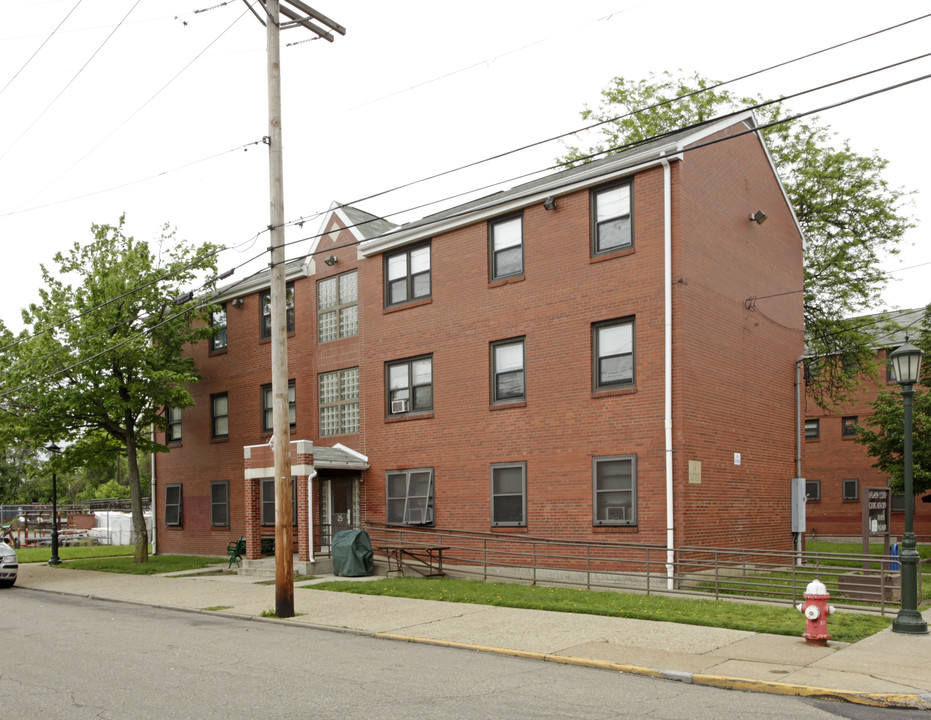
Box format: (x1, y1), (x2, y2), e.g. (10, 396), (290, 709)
(227, 536), (245, 568)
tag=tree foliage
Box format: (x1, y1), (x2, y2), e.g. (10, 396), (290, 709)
(559, 71), (915, 406)
(856, 307), (931, 496)
(0, 217), (218, 561)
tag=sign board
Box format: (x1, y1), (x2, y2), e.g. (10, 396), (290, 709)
(862, 487), (891, 568)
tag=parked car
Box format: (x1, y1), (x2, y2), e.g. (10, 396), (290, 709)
(0, 538), (18, 588)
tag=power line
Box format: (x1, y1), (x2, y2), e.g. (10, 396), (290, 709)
(0, 0), (84, 98)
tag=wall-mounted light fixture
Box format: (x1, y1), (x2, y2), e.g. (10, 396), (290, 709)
(231, 298), (244, 308)
(324, 255), (339, 266)
(749, 210), (768, 225)
(543, 196), (557, 211)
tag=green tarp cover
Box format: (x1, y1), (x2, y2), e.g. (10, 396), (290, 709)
(331, 529), (374, 577)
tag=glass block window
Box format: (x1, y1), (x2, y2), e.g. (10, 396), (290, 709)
(319, 367), (360, 436)
(318, 270), (358, 343)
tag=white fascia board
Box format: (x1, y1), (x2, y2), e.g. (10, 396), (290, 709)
(307, 202), (373, 258)
(358, 143), (684, 257)
(332, 443), (369, 463)
(210, 259), (310, 304)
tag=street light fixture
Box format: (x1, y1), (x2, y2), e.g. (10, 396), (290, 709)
(888, 340), (928, 634)
(45, 442), (62, 566)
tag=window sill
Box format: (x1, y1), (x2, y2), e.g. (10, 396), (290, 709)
(209, 348), (228, 357)
(210, 437), (230, 444)
(841, 435), (858, 441)
(804, 437), (820, 442)
(488, 275), (525, 289)
(593, 524), (638, 533)
(592, 386), (637, 399)
(384, 297), (432, 314)
(386, 412), (434, 424)
(166, 441), (182, 448)
(490, 400), (526, 411)
(590, 246), (635, 264)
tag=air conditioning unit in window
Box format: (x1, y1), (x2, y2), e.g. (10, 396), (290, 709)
(405, 507), (434, 525)
(391, 399), (409, 414)
(606, 506), (627, 521)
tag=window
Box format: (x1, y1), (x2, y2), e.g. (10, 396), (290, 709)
(890, 480), (905, 512)
(165, 484), (182, 526)
(386, 468), (434, 525)
(842, 416), (858, 437)
(319, 368), (360, 436)
(491, 338), (525, 403)
(210, 304), (227, 351)
(211, 393), (229, 439)
(489, 214), (523, 280)
(592, 181), (632, 255)
(594, 318), (634, 390)
(261, 478), (298, 526)
(886, 348), (900, 384)
(593, 455), (636, 525)
(385, 243), (431, 306)
(211, 482), (229, 526)
(806, 480), (821, 502)
(804, 419), (819, 439)
(166, 406), (182, 443)
(491, 462), (526, 527)
(842, 479), (859, 501)
(318, 271), (358, 343)
(260, 283), (295, 339)
(387, 356), (433, 416)
(261, 381), (296, 433)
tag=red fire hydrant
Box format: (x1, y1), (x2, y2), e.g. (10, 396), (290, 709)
(797, 578), (836, 646)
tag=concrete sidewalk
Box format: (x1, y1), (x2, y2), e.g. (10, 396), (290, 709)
(15, 562), (931, 711)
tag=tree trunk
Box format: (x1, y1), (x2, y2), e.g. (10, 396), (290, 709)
(124, 419), (149, 563)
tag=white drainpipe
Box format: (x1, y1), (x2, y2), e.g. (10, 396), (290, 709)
(661, 157), (675, 590)
(149, 423), (157, 555)
(307, 469), (317, 564)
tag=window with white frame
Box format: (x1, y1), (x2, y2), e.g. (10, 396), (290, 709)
(211, 393), (229, 439)
(211, 481), (229, 526)
(491, 462), (526, 527)
(592, 181), (632, 255)
(166, 406), (182, 443)
(489, 214), (523, 280)
(261, 478), (298, 526)
(385, 243), (431, 306)
(387, 356), (433, 416)
(593, 318), (635, 390)
(491, 338), (525, 403)
(260, 283), (295, 339)
(386, 468), (434, 525)
(318, 271), (358, 343)
(593, 455), (636, 525)
(319, 367), (360, 436)
(165, 484), (182, 526)
(261, 380), (296, 433)
(842, 478), (859, 501)
(210, 304), (227, 351)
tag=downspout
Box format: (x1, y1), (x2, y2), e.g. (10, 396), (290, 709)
(795, 357), (805, 562)
(661, 157), (675, 590)
(307, 469), (317, 564)
(150, 423), (157, 555)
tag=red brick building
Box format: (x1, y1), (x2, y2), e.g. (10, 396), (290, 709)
(153, 112), (805, 567)
(803, 308), (931, 542)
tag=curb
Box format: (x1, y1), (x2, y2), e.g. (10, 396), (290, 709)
(373, 633), (931, 711)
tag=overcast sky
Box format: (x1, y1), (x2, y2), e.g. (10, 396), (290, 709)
(1, 0), (929, 333)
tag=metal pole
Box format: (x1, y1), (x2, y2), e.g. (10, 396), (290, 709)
(48, 470), (61, 566)
(267, 0), (294, 618)
(892, 381), (928, 634)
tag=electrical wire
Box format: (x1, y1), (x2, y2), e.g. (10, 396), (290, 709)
(0, 0), (143, 165)
(0, 0), (84, 99)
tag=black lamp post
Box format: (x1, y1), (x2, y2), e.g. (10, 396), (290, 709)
(888, 341), (928, 634)
(45, 442), (62, 566)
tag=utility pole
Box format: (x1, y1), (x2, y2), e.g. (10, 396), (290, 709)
(248, 0), (344, 618)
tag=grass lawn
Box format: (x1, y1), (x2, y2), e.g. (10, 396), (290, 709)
(305, 576), (891, 643)
(16, 544), (137, 563)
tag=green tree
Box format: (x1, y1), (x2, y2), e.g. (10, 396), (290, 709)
(0, 217), (218, 561)
(559, 71), (915, 405)
(855, 307), (931, 496)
